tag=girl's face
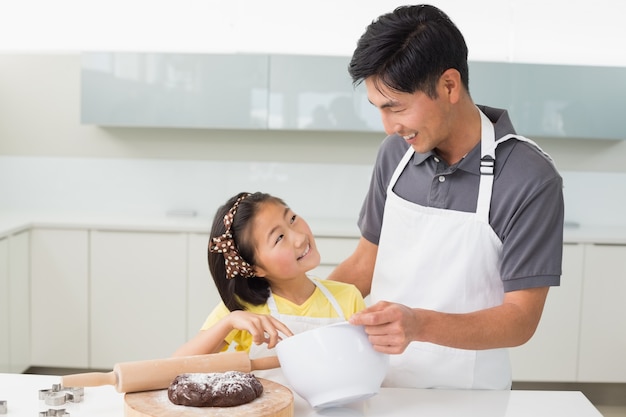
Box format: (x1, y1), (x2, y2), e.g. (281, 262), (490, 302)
(250, 201), (320, 281)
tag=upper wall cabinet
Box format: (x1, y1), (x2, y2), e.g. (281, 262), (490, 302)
(469, 61), (626, 140)
(81, 53), (625, 139)
(81, 53), (269, 129)
(268, 55), (383, 132)
(81, 52), (384, 132)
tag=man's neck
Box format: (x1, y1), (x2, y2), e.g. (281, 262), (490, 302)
(436, 104), (482, 165)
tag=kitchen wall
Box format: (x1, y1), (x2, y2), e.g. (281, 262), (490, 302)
(2, 0), (626, 227)
(3, 0), (626, 67)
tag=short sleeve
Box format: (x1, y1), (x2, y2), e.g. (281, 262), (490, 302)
(200, 302), (252, 352)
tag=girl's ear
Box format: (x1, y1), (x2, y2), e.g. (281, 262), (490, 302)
(253, 265), (267, 278)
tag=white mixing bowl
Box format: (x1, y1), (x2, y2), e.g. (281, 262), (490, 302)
(275, 321), (389, 409)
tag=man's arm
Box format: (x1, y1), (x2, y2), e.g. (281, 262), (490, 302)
(350, 286), (549, 353)
(327, 237), (378, 297)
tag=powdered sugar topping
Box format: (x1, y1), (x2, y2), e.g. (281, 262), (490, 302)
(172, 371), (258, 397)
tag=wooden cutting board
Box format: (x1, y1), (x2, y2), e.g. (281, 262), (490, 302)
(124, 378), (294, 417)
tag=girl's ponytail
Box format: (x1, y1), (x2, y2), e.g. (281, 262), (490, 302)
(208, 192), (285, 311)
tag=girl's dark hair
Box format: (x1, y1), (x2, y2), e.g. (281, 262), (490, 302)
(208, 191), (287, 311)
(349, 4), (469, 98)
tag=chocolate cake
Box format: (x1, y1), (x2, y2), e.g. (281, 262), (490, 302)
(168, 371), (263, 407)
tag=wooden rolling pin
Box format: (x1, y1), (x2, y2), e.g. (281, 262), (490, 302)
(61, 351), (279, 393)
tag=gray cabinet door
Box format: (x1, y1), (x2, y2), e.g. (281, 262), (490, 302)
(81, 53), (625, 139)
(268, 54), (384, 132)
(81, 52), (269, 129)
(470, 61), (626, 140)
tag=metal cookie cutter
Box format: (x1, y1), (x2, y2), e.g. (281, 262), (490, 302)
(39, 409), (69, 417)
(0, 400), (7, 414)
(39, 384), (84, 406)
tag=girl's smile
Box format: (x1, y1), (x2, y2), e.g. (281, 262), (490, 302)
(297, 244), (310, 261)
(250, 201), (321, 281)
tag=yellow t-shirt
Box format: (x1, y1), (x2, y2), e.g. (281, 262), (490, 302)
(200, 278), (366, 352)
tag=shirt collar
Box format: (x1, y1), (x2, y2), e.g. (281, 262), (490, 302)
(410, 105), (517, 175)
(410, 150), (433, 166)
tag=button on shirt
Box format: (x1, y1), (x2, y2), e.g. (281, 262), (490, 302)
(395, 151), (472, 212)
(430, 155), (465, 207)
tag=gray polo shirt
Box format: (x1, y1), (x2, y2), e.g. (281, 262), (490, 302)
(358, 105), (563, 292)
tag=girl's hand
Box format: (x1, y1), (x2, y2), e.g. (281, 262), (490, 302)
(227, 311), (294, 349)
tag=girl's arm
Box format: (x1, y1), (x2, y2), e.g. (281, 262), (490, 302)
(172, 310), (294, 357)
(172, 318), (233, 357)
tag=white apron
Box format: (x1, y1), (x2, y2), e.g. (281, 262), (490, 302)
(250, 278), (347, 384)
(371, 109), (551, 389)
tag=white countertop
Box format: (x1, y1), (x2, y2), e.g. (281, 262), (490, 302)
(0, 212), (361, 239)
(0, 373), (603, 417)
(1, 211), (626, 244)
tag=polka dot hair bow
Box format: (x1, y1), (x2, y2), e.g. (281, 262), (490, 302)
(209, 194), (255, 279)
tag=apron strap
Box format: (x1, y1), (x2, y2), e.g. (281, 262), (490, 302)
(477, 125), (557, 223)
(387, 109), (554, 225)
(387, 146), (416, 194)
(266, 290), (279, 315)
(476, 110), (496, 222)
(313, 278), (347, 320)
(387, 109), (497, 222)
(495, 134), (555, 164)
(266, 278), (346, 320)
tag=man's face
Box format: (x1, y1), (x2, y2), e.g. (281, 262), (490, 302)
(365, 76), (453, 155)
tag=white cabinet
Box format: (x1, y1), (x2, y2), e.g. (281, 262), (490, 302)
(13, 220), (626, 383)
(90, 230), (188, 368)
(0, 237), (9, 372)
(30, 229), (89, 368)
(186, 233), (221, 338)
(0, 232), (31, 373)
(512, 242), (626, 383)
(510, 243), (584, 381)
(578, 244), (626, 382)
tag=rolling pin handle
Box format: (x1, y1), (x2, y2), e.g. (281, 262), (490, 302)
(61, 371), (118, 390)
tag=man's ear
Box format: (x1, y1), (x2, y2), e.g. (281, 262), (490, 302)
(439, 68), (462, 104)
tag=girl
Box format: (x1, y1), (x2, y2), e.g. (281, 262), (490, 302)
(173, 191), (366, 361)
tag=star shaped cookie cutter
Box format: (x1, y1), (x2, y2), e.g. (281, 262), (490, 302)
(38, 384), (84, 406)
(39, 409), (69, 417)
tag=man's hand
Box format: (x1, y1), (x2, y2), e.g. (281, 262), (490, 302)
(349, 301), (420, 354)
(349, 287), (549, 352)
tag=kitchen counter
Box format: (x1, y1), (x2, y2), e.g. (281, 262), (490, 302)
(0, 212), (361, 239)
(1, 211), (626, 243)
(0, 373), (603, 417)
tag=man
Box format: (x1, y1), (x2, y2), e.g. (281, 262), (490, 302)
(328, 4), (564, 389)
